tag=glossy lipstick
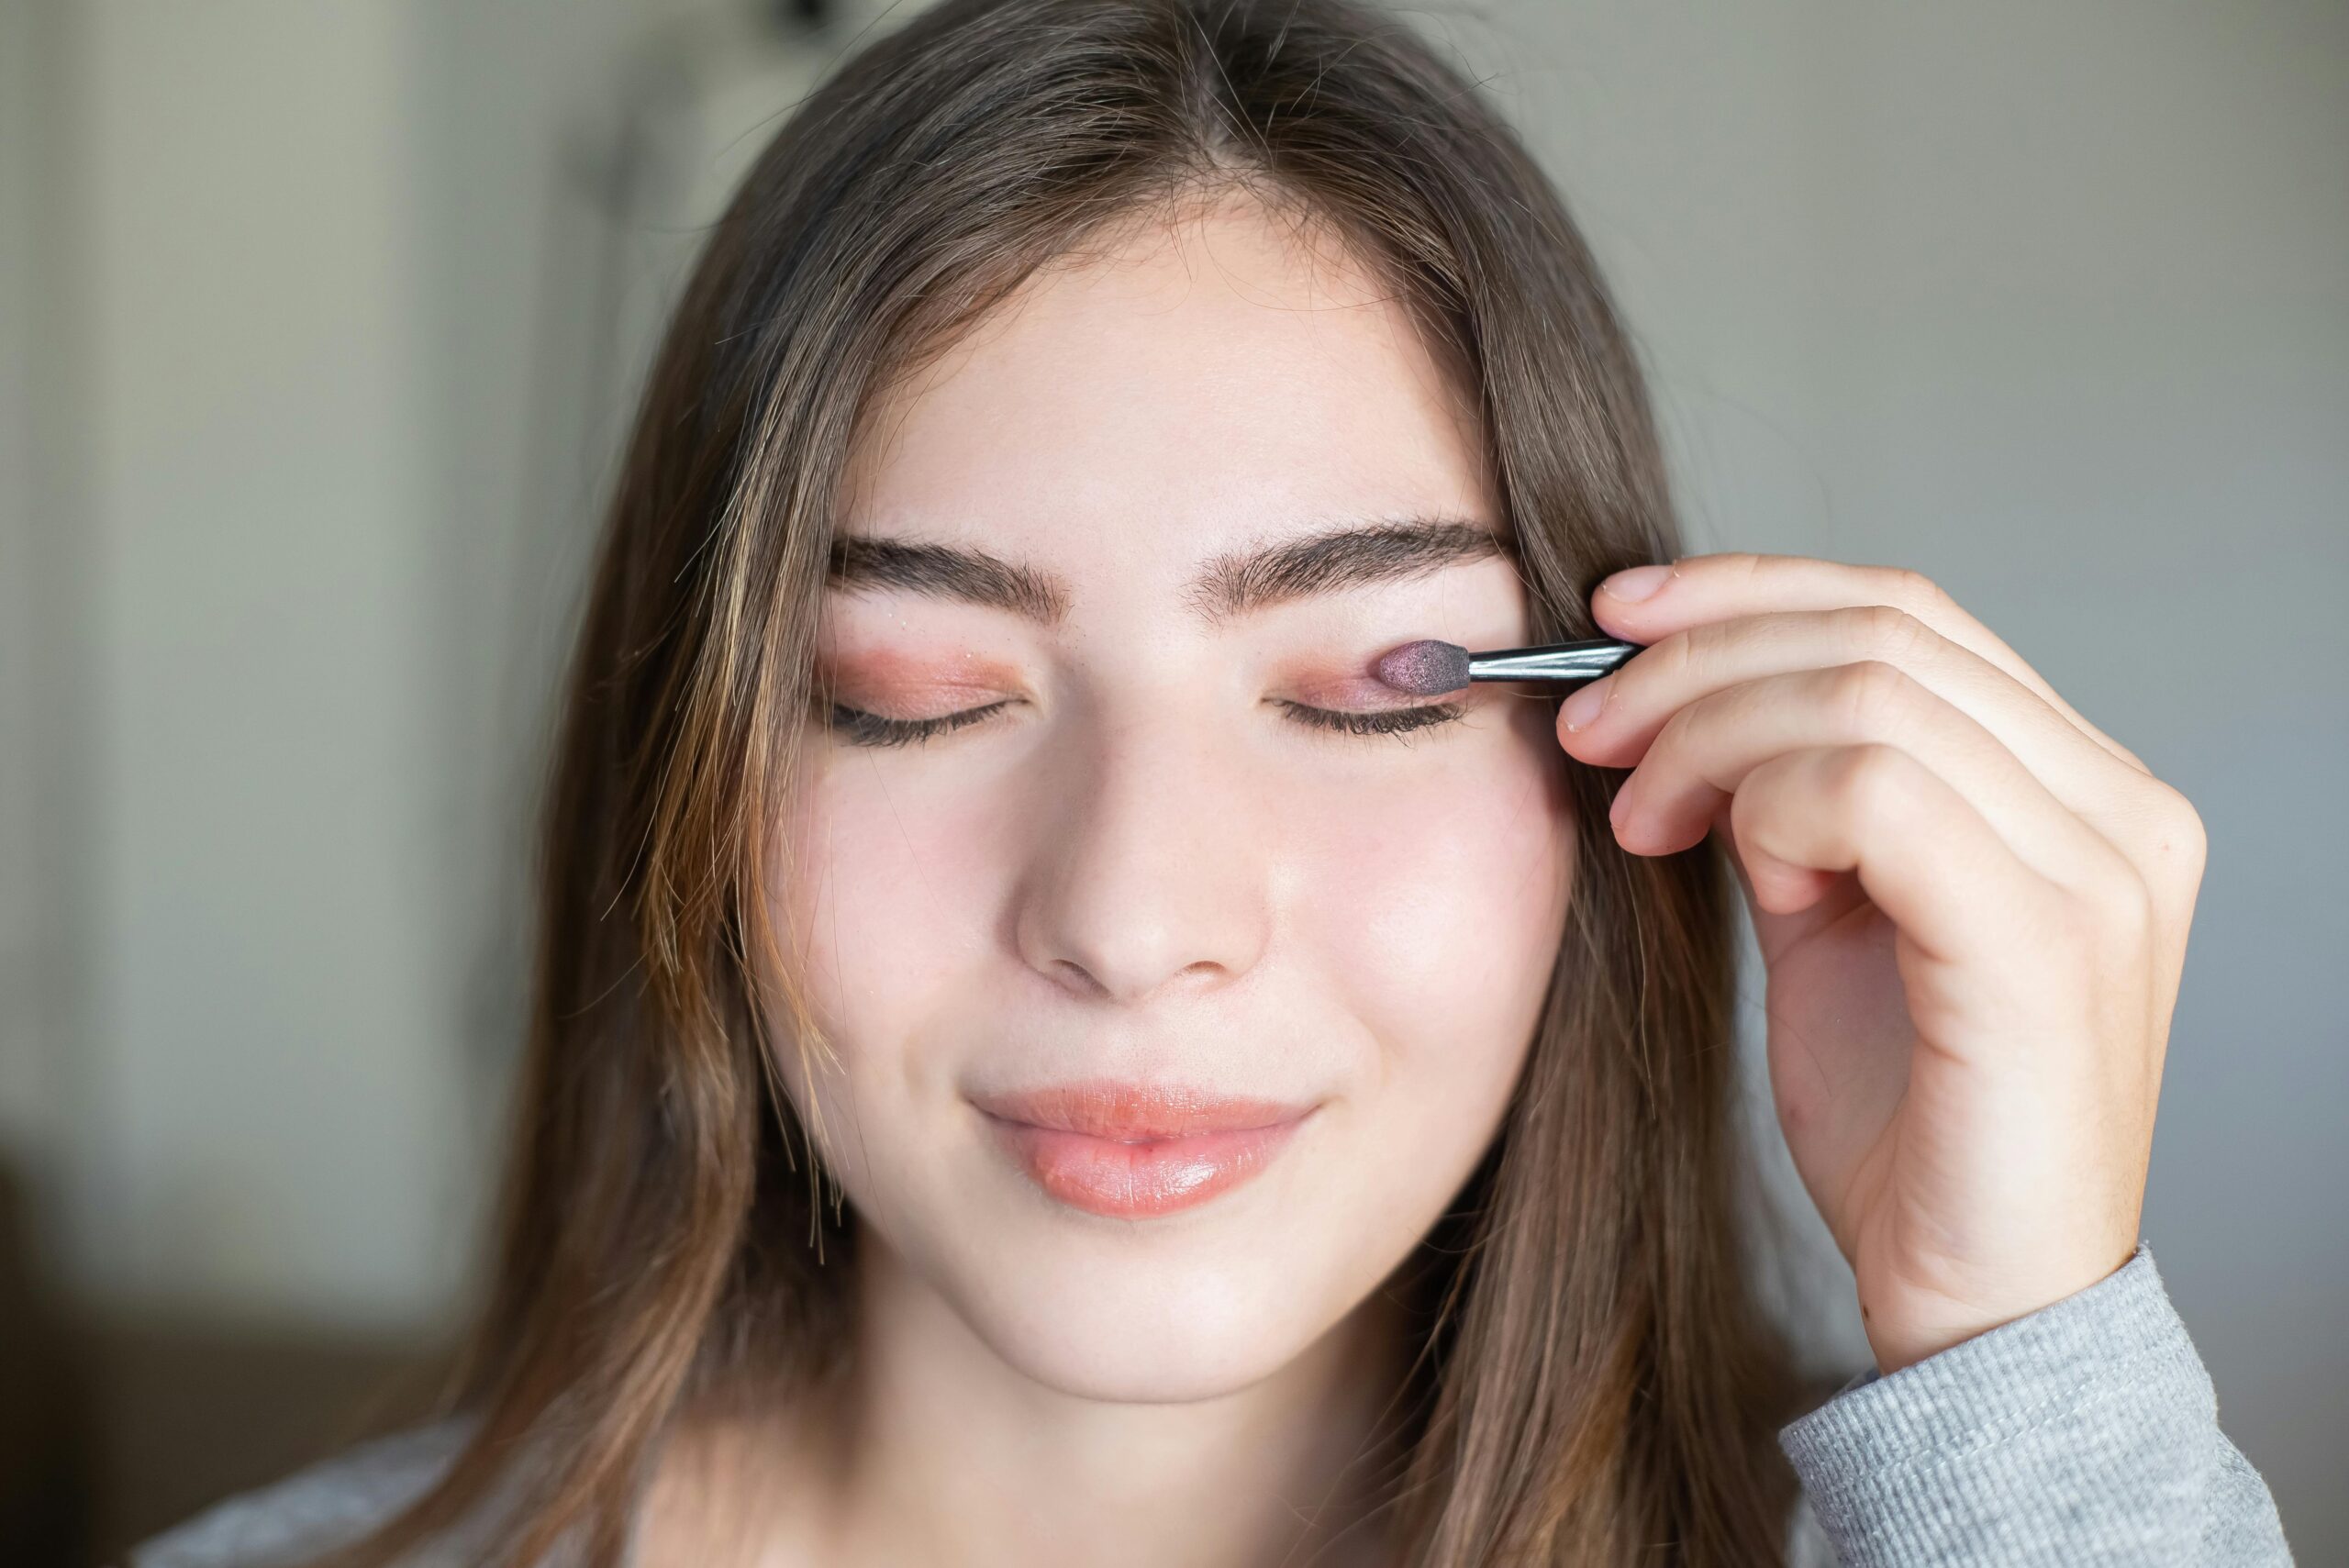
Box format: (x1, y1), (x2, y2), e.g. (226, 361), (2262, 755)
(969, 1081), (1314, 1219)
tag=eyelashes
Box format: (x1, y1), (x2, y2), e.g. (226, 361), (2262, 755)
(820, 696), (1467, 750)
(825, 700), (1011, 749)
(1276, 699), (1467, 741)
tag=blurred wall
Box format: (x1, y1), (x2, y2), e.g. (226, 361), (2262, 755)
(2, 0), (2342, 1557)
(7, 0), (618, 1340)
(2, 0), (849, 1548)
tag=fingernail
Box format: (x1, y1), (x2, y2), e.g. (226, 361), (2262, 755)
(1599, 563), (1673, 603)
(1560, 674), (1612, 732)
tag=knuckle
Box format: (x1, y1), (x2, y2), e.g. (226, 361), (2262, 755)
(1882, 565), (1952, 613)
(1827, 659), (1916, 729)
(1652, 625), (1706, 687)
(1653, 619), (1709, 695)
(1721, 551), (1769, 591)
(2141, 779), (2210, 875)
(1845, 603), (1933, 664)
(2152, 780), (2208, 851)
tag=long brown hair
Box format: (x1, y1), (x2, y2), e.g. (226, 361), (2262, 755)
(312, 0), (1808, 1562)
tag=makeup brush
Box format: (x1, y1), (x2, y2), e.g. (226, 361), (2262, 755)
(1373, 637), (1642, 697)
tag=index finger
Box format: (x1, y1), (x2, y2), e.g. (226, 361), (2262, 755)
(1588, 552), (2150, 775)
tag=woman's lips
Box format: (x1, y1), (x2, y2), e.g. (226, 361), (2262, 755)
(968, 1081), (1316, 1219)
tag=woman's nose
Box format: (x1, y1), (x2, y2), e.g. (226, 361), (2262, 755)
(1009, 708), (1275, 1005)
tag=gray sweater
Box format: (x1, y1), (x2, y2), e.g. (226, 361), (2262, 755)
(127, 1241), (2294, 1566)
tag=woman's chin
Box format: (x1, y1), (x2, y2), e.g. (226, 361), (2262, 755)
(946, 1252), (1338, 1402)
(874, 1178), (1364, 1402)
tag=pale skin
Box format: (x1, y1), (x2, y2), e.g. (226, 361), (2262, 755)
(640, 191), (2204, 1563)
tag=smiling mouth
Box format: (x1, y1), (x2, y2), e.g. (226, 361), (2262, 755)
(967, 1080), (1318, 1219)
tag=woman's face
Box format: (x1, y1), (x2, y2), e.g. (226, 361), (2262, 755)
(770, 194), (1575, 1402)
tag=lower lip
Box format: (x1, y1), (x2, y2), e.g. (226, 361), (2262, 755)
(980, 1112), (1310, 1219)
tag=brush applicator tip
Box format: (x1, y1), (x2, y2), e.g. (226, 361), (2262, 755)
(1373, 639), (1472, 696)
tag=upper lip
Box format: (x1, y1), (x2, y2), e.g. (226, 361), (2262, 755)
(968, 1079), (1316, 1140)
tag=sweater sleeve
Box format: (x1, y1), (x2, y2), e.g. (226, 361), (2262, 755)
(1776, 1240), (2294, 1566)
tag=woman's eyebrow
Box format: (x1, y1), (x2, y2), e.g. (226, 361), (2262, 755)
(826, 516), (1510, 629)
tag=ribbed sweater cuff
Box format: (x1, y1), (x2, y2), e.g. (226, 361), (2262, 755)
(1777, 1241), (2217, 1566)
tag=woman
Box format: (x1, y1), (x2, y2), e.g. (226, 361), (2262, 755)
(130, 0), (2294, 1563)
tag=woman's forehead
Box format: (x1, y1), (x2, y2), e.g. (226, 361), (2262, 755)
(836, 196), (1493, 584)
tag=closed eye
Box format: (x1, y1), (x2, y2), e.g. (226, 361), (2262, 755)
(1272, 698), (1468, 740)
(823, 700), (1012, 749)
(819, 697), (1467, 749)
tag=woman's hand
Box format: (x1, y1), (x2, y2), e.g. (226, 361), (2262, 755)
(1555, 552), (2207, 1374)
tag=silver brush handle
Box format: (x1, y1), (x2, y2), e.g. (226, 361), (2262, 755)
(1465, 639), (1641, 684)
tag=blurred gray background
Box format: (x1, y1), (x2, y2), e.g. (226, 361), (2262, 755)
(2, 1), (2342, 1562)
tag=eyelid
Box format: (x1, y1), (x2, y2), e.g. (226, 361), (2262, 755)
(818, 693), (1468, 748)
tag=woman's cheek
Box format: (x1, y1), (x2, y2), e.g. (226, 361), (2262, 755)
(781, 761), (1011, 1033)
(1285, 733), (1575, 1093)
